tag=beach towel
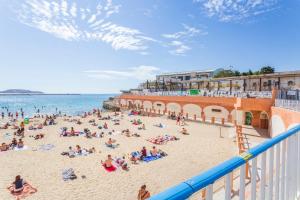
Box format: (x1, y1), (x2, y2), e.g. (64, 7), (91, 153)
(103, 164), (116, 172)
(147, 135), (178, 145)
(62, 168), (77, 181)
(143, 155), (162, 163)
(39, 144), (55, 151)
(14, 146), (29, 151)
(105, 143), (119, 149)
(7, 183), (37, 200)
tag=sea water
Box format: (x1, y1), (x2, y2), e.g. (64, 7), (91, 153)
(0, 94), (116, 117)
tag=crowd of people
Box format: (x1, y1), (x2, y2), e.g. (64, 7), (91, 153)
(0, 107), (195, 199)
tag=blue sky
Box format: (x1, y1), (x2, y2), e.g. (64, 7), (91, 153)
(0, 0), (299, 93)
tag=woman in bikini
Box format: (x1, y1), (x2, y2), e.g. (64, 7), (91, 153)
(138, 185), (150, 200)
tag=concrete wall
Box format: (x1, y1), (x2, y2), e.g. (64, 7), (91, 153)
(270, 107), (300, 137)
(153, 101), (166, 113)
(166, 103), (181, 114)
(182, 104), (202, 119)
(203, 105), (229, 120)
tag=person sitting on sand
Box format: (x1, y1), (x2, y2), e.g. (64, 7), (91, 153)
(180, 128), (189, 135)
(70, 127), (75, 136)
(75, 145), (82, 154)
(84, 128), (92, 138)
(150, 146), (158, 157)
(138, 185), (150, 200)
(43, 120), (47, 126)
(102, 154), (113, 168)
(17, 139), (24, 148)
(11, 175), (26, 193)
(87, 147), (96, 154)
(0, 143), (9, 151)
(68, 146), (75, 158)
(140, 147), (147, 160)
(106, 138), (117, 148)
(10, 138), (17, 148)
(103, 122), (108, 129)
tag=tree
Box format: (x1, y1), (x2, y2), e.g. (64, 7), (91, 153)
(260, 66), (275, 74)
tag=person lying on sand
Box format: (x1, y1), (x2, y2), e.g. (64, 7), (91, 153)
(0, 143), (9, 151)
(0, 122), (9, 129)
(132, 133), (140, 137)
(34, 133), (44, 140)
(11, 175), (26, 193)
(102, 155), (113, 168)
(180, 128), (189, 135)
(138, 185), (150, 200)
(115, 156), (128, 170)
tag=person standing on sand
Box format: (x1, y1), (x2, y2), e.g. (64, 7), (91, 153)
(138, 185), (150, 200)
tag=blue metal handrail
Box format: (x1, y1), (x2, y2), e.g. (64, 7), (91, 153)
(149, 125), (300, 200)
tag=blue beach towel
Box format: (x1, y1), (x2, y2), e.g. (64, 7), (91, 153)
(143, 155), (162, 163)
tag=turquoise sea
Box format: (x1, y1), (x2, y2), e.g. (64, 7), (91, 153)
(0, 94), (116, 117)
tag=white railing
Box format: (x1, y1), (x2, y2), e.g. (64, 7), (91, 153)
(132, 90), (272, 98)
(275, 99), (300, 112)
(149, 125), (300, 200)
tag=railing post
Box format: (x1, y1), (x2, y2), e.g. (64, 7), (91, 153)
(225, 173), (232, 200)
(251, 157), (257, 200)
(260, 152), (267, 200)
(268, 147), (274, 200)
(280, 140), (286, 200)
(274, 144), (280, 200)
(239, 165), (246, 200)
(285, 137), (292, 200)
(206, 184), (213, 200)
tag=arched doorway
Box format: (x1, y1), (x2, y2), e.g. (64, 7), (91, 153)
(260, 112), (269, 129)
(245, 112), (253, 125)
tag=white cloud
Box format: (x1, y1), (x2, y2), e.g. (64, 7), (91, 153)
(162, 24), (205, 55)
(169, 41), (191, 56)
(162, 24), (206, 39)
(196, 0), (278, 22)
(14, 0), (153, 51)
(84, 66), (160, 80)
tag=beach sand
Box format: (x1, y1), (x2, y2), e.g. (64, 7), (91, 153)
(0, 112), (265, 200)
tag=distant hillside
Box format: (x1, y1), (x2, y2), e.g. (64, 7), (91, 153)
(0, 89), (44, 94)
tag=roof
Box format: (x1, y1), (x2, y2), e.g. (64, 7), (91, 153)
(157, 68), (223, 77)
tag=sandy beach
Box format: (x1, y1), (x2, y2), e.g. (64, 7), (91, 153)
(0, 111), (265, 200)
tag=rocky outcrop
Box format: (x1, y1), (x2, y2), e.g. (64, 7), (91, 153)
(102, 97), (120, 111)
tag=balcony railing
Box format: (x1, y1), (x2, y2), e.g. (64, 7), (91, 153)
(149, 125), (300, 200)
(275, 99), (300, 112)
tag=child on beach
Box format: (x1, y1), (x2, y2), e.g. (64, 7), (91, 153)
(137, 185), (150, 200)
